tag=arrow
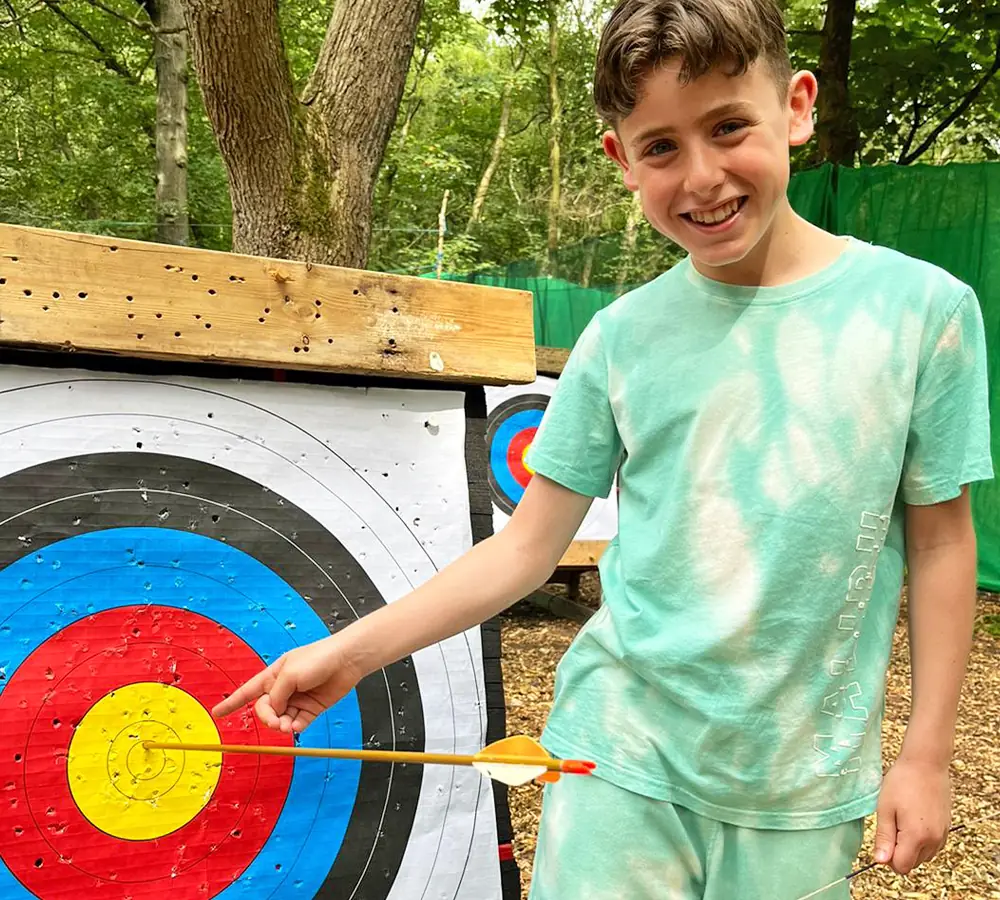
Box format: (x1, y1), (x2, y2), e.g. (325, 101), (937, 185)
(142, 734), (597, 787)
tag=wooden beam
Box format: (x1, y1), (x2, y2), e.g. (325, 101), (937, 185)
(0, 224), (536, 386)
(557, 540), (608, 569)
(522, 588), (594, 623)
(535, 345), (570, 376)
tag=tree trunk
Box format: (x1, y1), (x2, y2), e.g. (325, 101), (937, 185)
(147, 0), (189, 245)
(467, 81), (513, 229)
(182, 0), (423, 267)
(815, 0), (858, 166)
(544, 0), (561, 274)
(616, 191), (643, 294)
(580, 238), (595, 288)
(435, 189), (450, 278)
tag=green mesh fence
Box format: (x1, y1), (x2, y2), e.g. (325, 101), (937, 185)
(788, 163), (1000, 590)
(433, 161), (1000, 590)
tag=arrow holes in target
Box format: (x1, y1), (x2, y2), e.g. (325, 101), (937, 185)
(0, 452), (430, 900)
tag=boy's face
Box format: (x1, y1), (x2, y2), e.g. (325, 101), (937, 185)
(603, 60), (817, 281)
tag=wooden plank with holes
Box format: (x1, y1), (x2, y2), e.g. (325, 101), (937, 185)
(0, 224), (536, 386)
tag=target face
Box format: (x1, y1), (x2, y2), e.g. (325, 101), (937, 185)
(485, 393), (548, 516)
(0, 369), (504, 900)
(484, 378), (619, 543)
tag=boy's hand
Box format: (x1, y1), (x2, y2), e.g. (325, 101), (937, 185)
(874, 757), (952, 874)
(212, 635), (362, 734)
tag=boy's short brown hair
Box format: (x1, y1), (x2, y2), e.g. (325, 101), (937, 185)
(594, 0), (793, 124)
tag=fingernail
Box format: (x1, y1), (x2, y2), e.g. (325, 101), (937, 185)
(875, 848), (889, 863)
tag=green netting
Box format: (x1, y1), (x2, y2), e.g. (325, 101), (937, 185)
(788, 163), (1000, 590)
(432, 161), (1000, 589)
(431, 272), (620, 350)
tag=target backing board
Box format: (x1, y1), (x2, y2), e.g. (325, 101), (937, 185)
(484, 377), (618, 539)
(0, 362), (509, 900)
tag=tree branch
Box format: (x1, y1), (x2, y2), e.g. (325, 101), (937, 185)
(899, 32), (1000, 164)
(1, 0), (44, 32)
(897, 95), (922, 163)
(80, 0), (150, 31)
(509, 108), (545, 137)
(136, 45), (154, 79)
(303, 0), (423, 179)
(41, 0), (137, 81)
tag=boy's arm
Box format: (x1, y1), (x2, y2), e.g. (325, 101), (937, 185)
(900, 487), (978, 767)
(874, 486), (978, 874)
(341, 472), (595, 680)
(214, 473), (595, 726)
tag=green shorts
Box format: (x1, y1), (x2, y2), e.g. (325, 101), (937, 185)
(528, 772), (864, 900)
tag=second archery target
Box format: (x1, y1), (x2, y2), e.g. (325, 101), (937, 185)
(485, 392), (548, 516)
(484, 377), (618, 539)
(0, 365), (504, 900)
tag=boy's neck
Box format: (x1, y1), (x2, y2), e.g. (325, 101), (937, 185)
(689, 201), (848, 289)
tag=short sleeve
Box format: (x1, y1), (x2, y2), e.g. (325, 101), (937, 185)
(525, 315), (623, 499)
(900, 287), (994, 505)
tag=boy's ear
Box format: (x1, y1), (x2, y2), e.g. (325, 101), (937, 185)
(788, 72), (819, 147)
(603, 130), (639, 192)
(787, 70), (819, 147)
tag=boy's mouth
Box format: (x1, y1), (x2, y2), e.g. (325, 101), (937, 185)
(681, 196), (748, 229)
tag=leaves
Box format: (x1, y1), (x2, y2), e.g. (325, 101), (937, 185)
(485, 0), (548, 40)
(4, 0), (1000, 271)
(787, 0), (1000, 166)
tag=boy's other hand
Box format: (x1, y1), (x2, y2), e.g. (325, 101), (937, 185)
(873, 757), (952, 875)
(211, 635), (361, 734)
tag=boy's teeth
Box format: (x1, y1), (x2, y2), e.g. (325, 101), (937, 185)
(689, 199), (739, 224)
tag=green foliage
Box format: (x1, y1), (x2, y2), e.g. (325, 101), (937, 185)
(367, 0), (667, 283)
(785, 0), (1000, 166)
(3, 0), (1000, 279)
(485, 0), (548, 39)
(0, 0), (232, 249)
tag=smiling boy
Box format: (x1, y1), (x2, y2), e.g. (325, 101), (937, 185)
(212, 1), (993, 897)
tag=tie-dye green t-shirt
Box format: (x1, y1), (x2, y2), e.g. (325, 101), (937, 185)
(525, 237), (994, 829)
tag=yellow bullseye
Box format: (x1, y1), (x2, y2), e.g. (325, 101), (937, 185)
(521, 444), (535, 476)
(67, 682), (222, 840)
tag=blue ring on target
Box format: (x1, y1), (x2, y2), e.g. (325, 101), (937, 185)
(0, 526), (362, 900)
(489, 407), (545, 510)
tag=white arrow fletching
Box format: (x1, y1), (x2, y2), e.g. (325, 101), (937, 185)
(472, 760), (549, 786)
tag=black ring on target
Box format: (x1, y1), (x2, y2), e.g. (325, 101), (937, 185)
(0, 451), (424, 900)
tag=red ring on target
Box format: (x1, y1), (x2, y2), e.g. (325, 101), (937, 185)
(0, 605), (293, 898)
(506, 427), (537, 489)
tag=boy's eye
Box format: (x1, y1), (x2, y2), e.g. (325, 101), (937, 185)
(717, 120), (748, 137)
(647, 140), (675, 156)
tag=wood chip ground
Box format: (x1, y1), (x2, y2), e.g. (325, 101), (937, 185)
(500, 579), (1000, 899)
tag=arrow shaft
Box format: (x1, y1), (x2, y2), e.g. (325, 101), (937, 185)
(145, 741), (569, 772)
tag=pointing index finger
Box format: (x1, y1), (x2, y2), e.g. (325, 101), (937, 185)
(212, 665), (276, 718)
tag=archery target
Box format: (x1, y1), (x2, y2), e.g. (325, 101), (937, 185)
(0, 366), (503, 900)
(485, 393), (547, 517)
(484, 377), (618, 540)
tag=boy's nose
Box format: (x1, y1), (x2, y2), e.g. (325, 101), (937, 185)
(682, 146), (725, 196)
